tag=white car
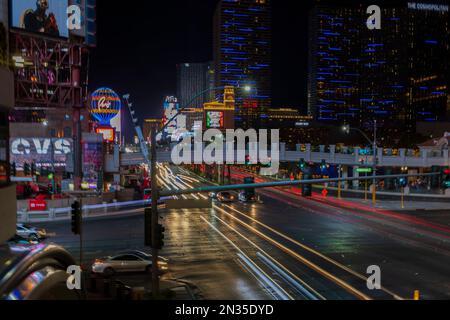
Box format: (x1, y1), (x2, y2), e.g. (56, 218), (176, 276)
(16, 224), (47, 241)
(91, 250), (168, 276)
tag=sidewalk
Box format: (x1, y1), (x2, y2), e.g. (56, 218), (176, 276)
(231, 167), (450, 203)
(323, 196), (450, 212)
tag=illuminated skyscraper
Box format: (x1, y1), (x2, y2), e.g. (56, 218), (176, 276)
(177, 62), (214, 110)
(213, 0), (272, 129)
(308, 1), (449, 142)
(407, 2), (450, 124)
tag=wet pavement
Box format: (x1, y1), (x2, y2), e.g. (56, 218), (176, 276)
(35, 166), (450, 300)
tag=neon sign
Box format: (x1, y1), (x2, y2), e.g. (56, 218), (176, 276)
(90, 88), (122, 126)
(96, 127), (115, 142)
(407, 3), (449, 12)
(206, 111), (224, 129)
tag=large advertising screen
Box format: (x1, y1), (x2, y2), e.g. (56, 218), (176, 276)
(10, 138), (72, 169)
(206, 111), (224, 129)
(10, 0), (69, 38)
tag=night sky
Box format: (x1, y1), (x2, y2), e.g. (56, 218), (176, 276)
(89, 0), (313, 134)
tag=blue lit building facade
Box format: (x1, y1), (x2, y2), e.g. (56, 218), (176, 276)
(177, 62), (215, 110)
(214, 0), (272, 129)
(407, 2), (449, 124)
(308, 1), (449, 144)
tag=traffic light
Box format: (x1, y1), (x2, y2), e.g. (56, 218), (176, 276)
(399, 177), (408, 188)
(320, 160), (327, 171)
(71, 201), (81, 235)
(23, 162), (30, 176)
(155, 223), (165, 250)
(299, 158), (306, 171)
(144, 207), (165, 249)
(144, 207), (152, 246)
(301, 166), (312, 197)
(10, 162), (17, 177)
(442, 169), (450, 189)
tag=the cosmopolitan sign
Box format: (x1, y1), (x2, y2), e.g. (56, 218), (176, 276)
(407, 2), (449, 12)
(10, 138), (72, 167)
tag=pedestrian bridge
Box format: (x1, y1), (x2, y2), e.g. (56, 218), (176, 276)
(116, 143), (450, 169)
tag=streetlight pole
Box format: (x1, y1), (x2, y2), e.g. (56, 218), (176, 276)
(372, 120), (377, 206)
(147, 85), (251, 297)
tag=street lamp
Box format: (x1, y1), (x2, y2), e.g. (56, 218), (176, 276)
(161, 85), (253, 136)
(144, 84), (253, 296)
(342, 120), (378, 205)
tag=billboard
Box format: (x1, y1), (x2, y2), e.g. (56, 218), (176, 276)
(95, 126), (115, 142)
(10, 0), (70, 38)
(163, 96), (179, 136)
(206, 111), (224, 129)
(10, 138), (72, 169)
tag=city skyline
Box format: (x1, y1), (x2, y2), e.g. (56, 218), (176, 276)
(2, 0), (450, 307)
(89, 0), (311, 123)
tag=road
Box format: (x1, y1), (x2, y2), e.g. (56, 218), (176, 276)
(37, 164), (450, 300)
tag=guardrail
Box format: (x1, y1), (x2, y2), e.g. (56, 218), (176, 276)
(119, 143), (450, 168)
(16, 198), (171, 223)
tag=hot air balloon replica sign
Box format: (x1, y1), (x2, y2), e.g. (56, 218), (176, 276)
(90, 88), (121, 142)
(90, 88), (122, 125)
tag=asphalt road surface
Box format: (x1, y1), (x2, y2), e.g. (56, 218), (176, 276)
(36, 165), (450, 300)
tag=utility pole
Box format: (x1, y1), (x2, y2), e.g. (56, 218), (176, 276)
(73, 108), (83, 191)
(150, 126), (159, 297)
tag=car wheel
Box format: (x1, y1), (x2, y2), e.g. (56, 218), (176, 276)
(104, 267), (115, 277)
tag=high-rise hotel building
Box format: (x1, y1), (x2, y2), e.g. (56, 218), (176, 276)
(213, 0), (272, 129)
(308, 1), (449, 141)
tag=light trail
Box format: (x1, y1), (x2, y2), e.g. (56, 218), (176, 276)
(213, 204), (372, 300)
(217, 203), (404, 300)
(209, 213), (324, 300)
(200, 215), (292, 300)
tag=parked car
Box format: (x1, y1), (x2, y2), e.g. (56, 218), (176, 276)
(16, 224), (47, 241)
(91, 250), (168, 276)
(216, 191), (238, 203)
(8, 234), (40, 246)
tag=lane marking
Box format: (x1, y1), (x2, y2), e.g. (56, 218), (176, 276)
(213, 204), (375, 300)
(217, 203), (404, 300)
(200, 215), (292, 300)
(210, 213), (324, 300)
